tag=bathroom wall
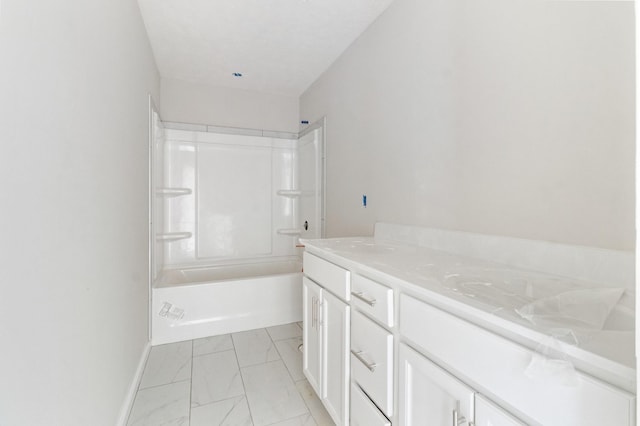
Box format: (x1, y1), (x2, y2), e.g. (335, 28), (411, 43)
(300, 0), (635, 251)
(0, 0), (159, 424)
(161, 77), (300, 133)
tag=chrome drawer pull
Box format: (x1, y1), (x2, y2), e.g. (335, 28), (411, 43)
(351, 291), (377, 307)
(351, 350), (377, 372)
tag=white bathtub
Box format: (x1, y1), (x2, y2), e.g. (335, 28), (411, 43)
(151, 260), (303, 345)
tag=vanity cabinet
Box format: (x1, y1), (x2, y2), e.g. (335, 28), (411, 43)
(302, 253), (350, 425)
(302, 236), (635, 426)
(399, 293), (635, 426)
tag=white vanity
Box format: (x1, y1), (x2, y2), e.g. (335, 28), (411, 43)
(301, 223), (635, 426)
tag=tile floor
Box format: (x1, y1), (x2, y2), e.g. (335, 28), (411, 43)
(127, 322), (335, 426)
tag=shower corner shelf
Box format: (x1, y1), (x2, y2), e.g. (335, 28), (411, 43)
(277, 190), (302, 197)
(156, 187), (192, 197)
(156, 232), (192, 242)
(277, 228), (302, 236)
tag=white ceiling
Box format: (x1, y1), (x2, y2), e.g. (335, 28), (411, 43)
(137, 0), (395, 97)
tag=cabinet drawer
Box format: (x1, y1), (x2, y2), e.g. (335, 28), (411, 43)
(399, 294), (635, 426)
(351, 274), (393, 327)
(304, 252), (350, 301)
(350, 382), (391, 426)
(351, 310), (393, 417)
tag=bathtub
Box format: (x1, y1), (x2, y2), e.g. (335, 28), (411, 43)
(151, 260), (303, 345)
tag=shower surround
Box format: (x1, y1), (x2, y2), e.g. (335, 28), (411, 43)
(150, 121), (323, 344)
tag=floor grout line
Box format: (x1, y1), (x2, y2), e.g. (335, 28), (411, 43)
(267, 324), (318, 426)
(134, 377), (192, 392)
(231, 330), (255, 426)
(189, 339), (194, 425)
(272, 338), (301, 385)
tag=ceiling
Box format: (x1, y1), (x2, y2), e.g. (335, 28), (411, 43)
(137, 0), (395, 97)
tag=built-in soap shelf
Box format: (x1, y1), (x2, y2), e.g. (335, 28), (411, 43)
(277, 190), (302, 197)
(156, 187), (192, 197)
(156, 232), (192, 242)
(277, 228), (302, 236)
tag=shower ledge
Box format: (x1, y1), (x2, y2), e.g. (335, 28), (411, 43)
(277, 189), (302, 197)
(277, 228), (302, 235)
(156, 232), (192, 242)
(156, 187), (192, 197)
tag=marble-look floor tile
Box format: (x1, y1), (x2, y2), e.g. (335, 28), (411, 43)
(192, 349), (245, 407)
(275, 337), (304, 381)
(295, 380), (334, 426)
(267, 323), (302, 341)
(194, 334), (234, 357)
(242, 360), (308, 426)
(232, 329), (280, 367)
(139, 341), (192, 389)
(269, 413), (318, 426)
(127, 380), (190, 426)
(296, 322), (303, 330)
(191, 395), (253, 426)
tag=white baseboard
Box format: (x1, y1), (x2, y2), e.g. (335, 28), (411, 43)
(116, 341), (151, 426)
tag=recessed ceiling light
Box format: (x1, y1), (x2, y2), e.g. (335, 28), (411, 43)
(232, 72), (243, 77)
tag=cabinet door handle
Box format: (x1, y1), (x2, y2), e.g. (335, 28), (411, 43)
(452, 409), (467, 426)
(351, 291), (377, 306)
(351, 350), (377, 372)
(311, 296), (316, 329)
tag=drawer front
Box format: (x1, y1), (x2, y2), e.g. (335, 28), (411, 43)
(304, 252), (350, 301)
(351, 310), (394, 417)
(351, 274), (394, 327)
(399, 294), (635, 426)
(350, 382), (391, 426)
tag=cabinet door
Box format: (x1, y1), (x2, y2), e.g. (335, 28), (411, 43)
(322, 289), (350, 425)
(398, 343), (475, 426)
(303, 277), (322, 395)
(475, 395), (525, 426)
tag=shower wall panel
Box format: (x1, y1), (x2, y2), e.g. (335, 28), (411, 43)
(151, 109), (165, 282)
(161, 129), (297, 268)
(164, 140), (196, 266)
(298, 127), (323, 240)
(197, 142), (272, 258)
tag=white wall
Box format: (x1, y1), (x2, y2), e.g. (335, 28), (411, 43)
(301, 0), (635, 251)
(161, 77), (300, 133)
(635, 3), (639, 417)
(0, 0), (159, 424)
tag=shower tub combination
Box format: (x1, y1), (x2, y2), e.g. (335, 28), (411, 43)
(149, 119), (323, 345)
(152, 260), (303, 345)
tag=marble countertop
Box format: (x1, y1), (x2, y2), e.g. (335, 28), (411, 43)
(301, 236), (636, 393)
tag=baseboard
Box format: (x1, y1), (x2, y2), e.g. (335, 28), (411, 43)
(116, 341), (151, 426)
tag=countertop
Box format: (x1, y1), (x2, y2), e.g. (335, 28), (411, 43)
(301, 236), (636, 393)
